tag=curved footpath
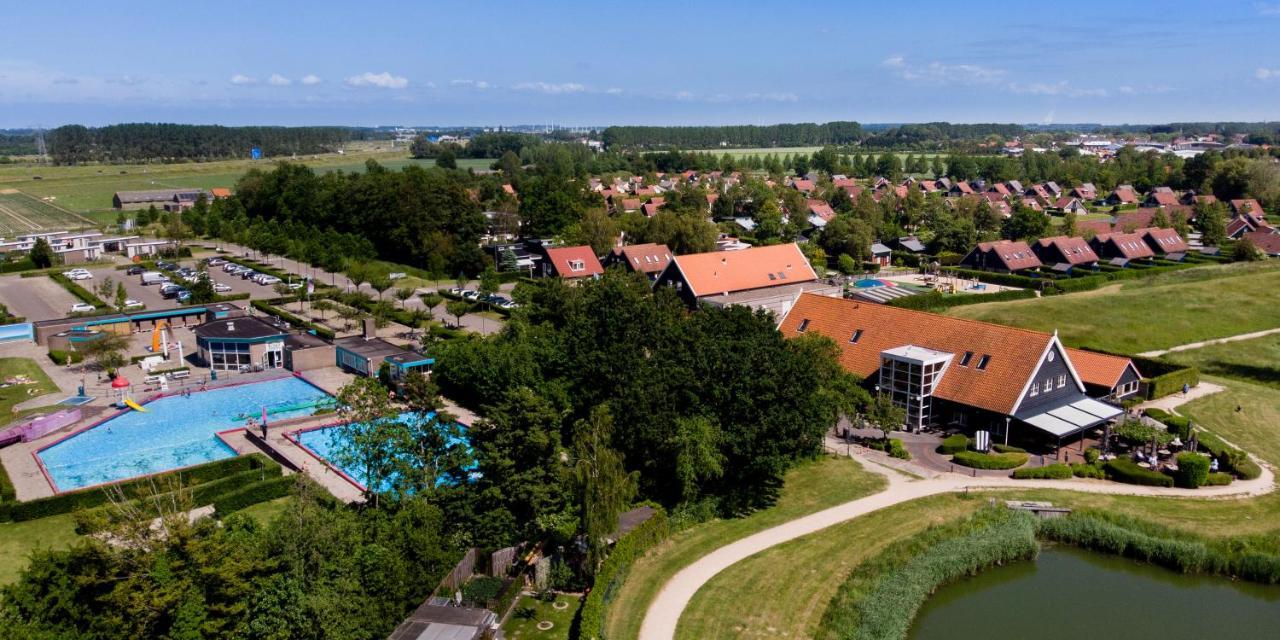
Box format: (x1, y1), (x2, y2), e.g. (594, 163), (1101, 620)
(638, 442), (1275, 640)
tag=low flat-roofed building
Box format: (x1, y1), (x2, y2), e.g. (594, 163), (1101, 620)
(193, 315), (288, 371)
(283, 331), (336, 372)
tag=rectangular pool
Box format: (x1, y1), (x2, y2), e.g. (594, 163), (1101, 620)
(38, 376), (332, 492)
(292, 412), (470, 492)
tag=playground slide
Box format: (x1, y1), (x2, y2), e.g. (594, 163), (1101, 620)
(124, 398), (147, 412)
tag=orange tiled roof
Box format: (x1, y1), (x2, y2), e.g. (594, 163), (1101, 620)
(617, 243), (672, 275)
(544, 246), (603, 279)
(670, 243), (816, 298)
(780, 293), (1059, 415)
(1065, 348), (1138, 389)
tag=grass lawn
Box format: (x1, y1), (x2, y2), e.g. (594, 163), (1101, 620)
(0, 512), (82, 585)
(0, 357), (60, 415)
(602, 456), (885, 640)
(1164, 334), (1280, 390)
(233, 496), (293, 525)
(676, 494), (982, 640)
(948, 261), (1280, 353)
(502, 593), (581, 640)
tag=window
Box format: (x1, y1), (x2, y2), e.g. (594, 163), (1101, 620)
(796, 319), (810, 333)
(850, 329), (863, 344)
(1047, 350), (1055, 362)
(768, 273), (777, 281)
(568, 259), (585, 272)
(976, 354), (991, 370)
(1044, 378), (1053, 391)
(1057, 374), (1067, 388)
(960, 351), (973, 366)
(1030, 381), (1039, 396)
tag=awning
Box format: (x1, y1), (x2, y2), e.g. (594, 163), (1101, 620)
(1020, 398), (1123, 438)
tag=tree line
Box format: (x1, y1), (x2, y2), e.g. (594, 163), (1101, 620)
(602, 121), (864, 149)
(46, 123), (352, 164)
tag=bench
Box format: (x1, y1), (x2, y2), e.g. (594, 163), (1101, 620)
(167, 370), (190, 380)
(143, 375), (164, 385)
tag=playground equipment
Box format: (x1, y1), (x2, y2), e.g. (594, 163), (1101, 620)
(151, 320), (170, 356)
(124, 398), (147, 412)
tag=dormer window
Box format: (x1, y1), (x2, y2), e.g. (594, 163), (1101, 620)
(797, 319), (810, 333)
(568, 259), (585, 272)
(976, 355), (991, 370)
(960, 351), (973, 367)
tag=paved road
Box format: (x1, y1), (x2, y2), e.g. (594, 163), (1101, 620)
(1138, 327), (1280, 358)
(0, 274), (80, 320)
(639, 428), (1274, 640)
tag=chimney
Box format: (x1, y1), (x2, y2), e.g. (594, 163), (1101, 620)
(362, 317), (376, 340)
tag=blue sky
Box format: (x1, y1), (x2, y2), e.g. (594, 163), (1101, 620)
(2, 0), (1280, 127)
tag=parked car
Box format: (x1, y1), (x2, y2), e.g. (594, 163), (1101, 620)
(223, 263), (242, 273)
(64, 269), (92, 280)
(206, 258), (226, 266)
(176, 290), (191, 303)
(286, 282), (304, 291)
(162, 287), (188, 300)
(462, 290), (480, 301)
(240, 270), (259, 280)
(120, 299), (144, 310)
(212, 282), (232, 293)
(126, 265), (145, 275)
(140, 272), (169, 285)
(159, 283), (183, 295)
(156, 261), (177, 271)
(70, 302), (96, 313)
(257, 275), (281, 285)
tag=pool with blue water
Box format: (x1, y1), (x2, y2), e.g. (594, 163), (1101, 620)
(293, 412), (471, 492)
(39, 376), (332, 491)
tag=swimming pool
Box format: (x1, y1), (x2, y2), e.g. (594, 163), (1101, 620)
(38, 376), (332, 491)
(854, 278), (896, 289)
(293, 412), (471, 492)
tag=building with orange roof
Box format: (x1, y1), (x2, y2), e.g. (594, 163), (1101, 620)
(603, 243), (673, 279)
(1065, 348), (1143, 400)
(540, 246), (604, 280)
(960, 240), (1043, 272)
(779, 293), (1122, 443)
(654, 243), (839, 316)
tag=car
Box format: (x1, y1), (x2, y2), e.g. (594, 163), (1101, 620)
(257, 275), (281, 285)
(176, 291), (191, 303)
(240, 270), (259, 280)
(162, 287), (188, 300)
(224, 263), (242, 273)
(499, 300), (519, 309)
(207, 258), (226, 266)
(156, 261), (177, 271)
(125, 265), (145, 275)
(462, 290), (480, 301)
(286, 282), (304, 291)
(212, 282), (232, 293)
(120, 299), (144, 310)
(69, 302), (96, 313)
(160, 283), (183, 294)
(63, 269), (92, 280)
(447, 287), (464, 296)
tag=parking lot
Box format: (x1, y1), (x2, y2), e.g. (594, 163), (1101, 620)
(0, 275), (81, 321)
(83, 259), (284, 314)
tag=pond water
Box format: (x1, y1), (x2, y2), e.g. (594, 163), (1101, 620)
(909, 547), (1280, 640)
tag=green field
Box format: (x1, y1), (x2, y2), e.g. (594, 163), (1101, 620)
(0, 358), (60, 415)
(503, 593), (581, 640)
(1163, 334), (1280, 389)
(602, 456), (885, 640)
(0, 148), (491, 215)
(0, 191), (95, 235)
(0, 512), (81, 586)
(947, 261), (1280, 353)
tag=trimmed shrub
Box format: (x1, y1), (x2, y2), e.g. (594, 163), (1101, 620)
(991, 443), (1027, 454)
(1084, 448), (1100, 465)
(1197, 430), (1262, 480)
(1050, 275), (1107, 294)
(870, 438), (911, 460)
(1103, 458), (1174, 487)
(1174, 452), (1211, 489)
(1145, 366), (1200, 400)
(50, 273), (108, 309)
(212, 475), (295, 514)
(48, 350), (85, 365)
(579, 505), (669, 640)
(1205, 472), (1234, 486)
(0, 462), (15, 502)
(1013, 464), (1073, 479)
(0, 454), (275, 522)
(1071, 463), (1106, 479)
(952, 450), (1028, 470)
(885, 288), (1037, 312)
(938, 434), (969, 455)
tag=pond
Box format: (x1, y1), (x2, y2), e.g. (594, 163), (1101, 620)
(909, 547), (1280, 640)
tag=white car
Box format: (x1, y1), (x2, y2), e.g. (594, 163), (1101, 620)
(213, 282), (232, 293)
(121, 299), (144, 310)
(257, 275), (281, 285)
(206, 258), (226, 266)
(64, 270), (93, 280)
(286, 282), (303, 291)
(70, 302), (96, 313)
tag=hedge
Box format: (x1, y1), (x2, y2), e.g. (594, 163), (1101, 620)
(951, 450), (1028, 470)
(50, 272), (108, 310)
(579, 505), (669, 640)
(869, 438), (911, 460)
(212, 474), (296, 514)
(991, 443), (1026, 454)
(1071, 462), (1106, 479)
(937, 434), (969, 455)
(885, 288), (1037, 312)
(74, 466), (283, 534)
(0, 461), (15, 502)
(492, 575), (525, 622)
(1174, 452), (1211, 489)
(1050, 274), (1108, 294)
(1196, 430), (1262, 480)
(48, 350), (86, 365)
(0, 454), (275, 522)
(1205, 472), (1234, 486)
(1145, 366), (1200, 400)
(1103, 458), (1174, 487)
(943, 267), (1049, 290)
(1144, 408), (1191, 440)
(0, 258), (37, 273)
(1012, 463), (1073, 479)
(847, 511), (1039, 640)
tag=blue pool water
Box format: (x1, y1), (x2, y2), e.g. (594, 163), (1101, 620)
(854, 278), (890, 288)
(294, 412), (471, 492)
(39, 376), (332, 491)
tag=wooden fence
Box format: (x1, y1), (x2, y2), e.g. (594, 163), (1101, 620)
(436, 547), (478, 595)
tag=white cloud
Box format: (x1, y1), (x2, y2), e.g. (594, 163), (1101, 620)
(268, 74), (291, 86)
(745, 92), (799, 103)
(882, 56), (1005, 85)
(1011, 80), (1108, 98)
(300, 74), (322, 85)
(605, 87), (623, 95)
(345, 71), (408, 89)
(1258, 2), (1280, 16)
(675, 90), (694, 101)
(512, 81), (585, 94)
(1256, 67), (1280, 80)
(229, 74), (258, 86)
(450, 79), (491, 89)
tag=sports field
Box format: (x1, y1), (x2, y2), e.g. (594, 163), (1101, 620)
(0, 145), (491, 215)
(0, 190), (94, 236)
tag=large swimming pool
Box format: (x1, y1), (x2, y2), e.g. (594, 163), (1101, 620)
(39, 376), (332, 491)
(293, 412), (470, 492)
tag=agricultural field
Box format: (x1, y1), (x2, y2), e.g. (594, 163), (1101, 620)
(0, 147), (490, 217)
(0, 190), (94, 236)
(947, 261), (1280, 354)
